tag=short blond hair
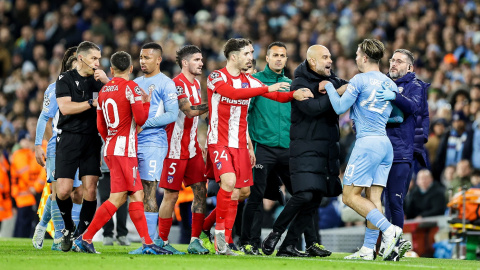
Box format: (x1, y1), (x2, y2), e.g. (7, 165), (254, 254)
(358, 39), (385, 63)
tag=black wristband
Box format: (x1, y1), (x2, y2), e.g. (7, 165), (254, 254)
(88, 99), (94, 108)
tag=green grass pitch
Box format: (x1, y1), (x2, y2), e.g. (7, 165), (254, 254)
(0, 238), (478, 270)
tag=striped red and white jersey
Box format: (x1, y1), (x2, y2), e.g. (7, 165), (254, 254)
(165, 73), (202, 159)
(97, 78), (149, 158)
(206, 67), (264, 149)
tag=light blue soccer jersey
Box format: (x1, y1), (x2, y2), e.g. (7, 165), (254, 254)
(134, 72), (178, 148)
(326, 71), (397, 187)
(35, 82), (60, 157)
(347, 71), (397, 138)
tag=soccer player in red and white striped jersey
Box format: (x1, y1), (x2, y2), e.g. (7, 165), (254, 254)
(74, 51), (170, 255)
(157, 45), (210, 254)
(206, 38), (313, 255)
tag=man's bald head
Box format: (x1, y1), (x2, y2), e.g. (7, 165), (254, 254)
(307, 45), (328, 60)
(306, 45), (332, 76)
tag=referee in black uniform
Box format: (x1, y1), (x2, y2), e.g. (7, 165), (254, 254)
(55, 41), (109, 252)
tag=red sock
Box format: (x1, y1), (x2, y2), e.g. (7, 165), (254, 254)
(215, 188), (232, 231)
(191, 213), (205, 238)
(225, 200), (238, 244)
(83, 200), (117, 241)
(203, 208), (216, 231)
(129, 201), (153, 244)
(158, 217), (173, 241)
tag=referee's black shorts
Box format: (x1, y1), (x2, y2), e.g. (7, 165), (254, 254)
(55, 132), (102, 180)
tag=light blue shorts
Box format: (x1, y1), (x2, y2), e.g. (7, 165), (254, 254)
(46, 157), (81, 188)
(137, 146), (168, 181)
(343, 136), (393, 188)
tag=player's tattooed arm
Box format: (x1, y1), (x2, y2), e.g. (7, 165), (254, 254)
(179, 97), (208, 118)
(190, 182), (207, 214)
(142, 180), (159, 212)
(190, 104), (208, 112)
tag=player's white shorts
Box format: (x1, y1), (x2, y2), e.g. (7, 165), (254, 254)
(137, 146), (168, 181)
(343, 136), (393, 187)
(46, 157), (81, 188)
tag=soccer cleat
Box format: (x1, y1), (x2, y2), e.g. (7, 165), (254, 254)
(103, 236), (114, 246)
(188, 238), (209, 254)
(52, 239), (62, 251)
(381, 225), (403, 260)
(344, 246), (376, 260)
(154, 239), (186, 255)
(117, 236), (131, 246)
(60, 223), (76, 252)
(128, 246), (143, 254)
(32, 224), (47, 249)
(73, 235), (100, 254)
(306, 243), (332, 257)
(262, 231), (281, 256)
(276, 245), (309, 257)
(228, 243), (245, 255)
(398, 239), (412, 259)
(241, 244), (262, 255)
(384, 246), (400, 261)
(214, 230), (228, 254)
(200, 231), (216, 254)
(142, 243), (173, 255)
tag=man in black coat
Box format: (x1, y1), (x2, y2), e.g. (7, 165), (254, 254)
(262, 45), (347, 257)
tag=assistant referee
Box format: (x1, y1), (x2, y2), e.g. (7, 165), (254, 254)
(54, 41), (109, 252)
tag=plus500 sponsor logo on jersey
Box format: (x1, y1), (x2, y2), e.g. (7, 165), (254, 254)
(220, 96), (250, 105)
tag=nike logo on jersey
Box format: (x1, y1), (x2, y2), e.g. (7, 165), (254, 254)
(244, 179), (249, 183)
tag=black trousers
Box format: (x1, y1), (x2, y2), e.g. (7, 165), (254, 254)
(98, 172), (128, 238)
(241, 142), (289, 246)
(273, 190), (323, 249)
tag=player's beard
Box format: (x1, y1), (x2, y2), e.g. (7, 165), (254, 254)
(189, 66), (202, 76)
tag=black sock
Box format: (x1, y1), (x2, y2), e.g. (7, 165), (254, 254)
(56, 194), (74, 230)
(77, 199), (97, 235)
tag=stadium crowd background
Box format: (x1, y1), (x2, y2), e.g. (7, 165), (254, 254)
(1, 0), (480, 236)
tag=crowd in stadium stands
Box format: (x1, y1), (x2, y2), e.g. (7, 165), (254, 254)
(1, 0), (480, 236)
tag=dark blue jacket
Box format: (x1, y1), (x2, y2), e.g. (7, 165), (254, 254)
(386, 72), (423, 162)
(413, 79), (431, 167)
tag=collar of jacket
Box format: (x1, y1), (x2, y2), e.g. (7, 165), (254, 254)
(388, 72), (416, 84)
(295, 59), (334, 81)
(262, 64), (285, 79)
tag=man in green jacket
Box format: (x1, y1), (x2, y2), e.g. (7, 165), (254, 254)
(240, 42), (293, 255)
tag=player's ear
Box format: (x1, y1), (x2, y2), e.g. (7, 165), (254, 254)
(129, 65), (133, 74)
(110, 67), (115, 76)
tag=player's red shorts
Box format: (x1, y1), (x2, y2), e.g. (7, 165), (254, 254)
(104, 155), (142, 195)
(205, 151), (215, 180)
(208, 145), (253, 188)
(159, 153), (206, 191)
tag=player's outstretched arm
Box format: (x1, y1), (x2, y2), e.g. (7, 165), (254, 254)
(324, 82), (356, 115)
(141, 81), (179, 130)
